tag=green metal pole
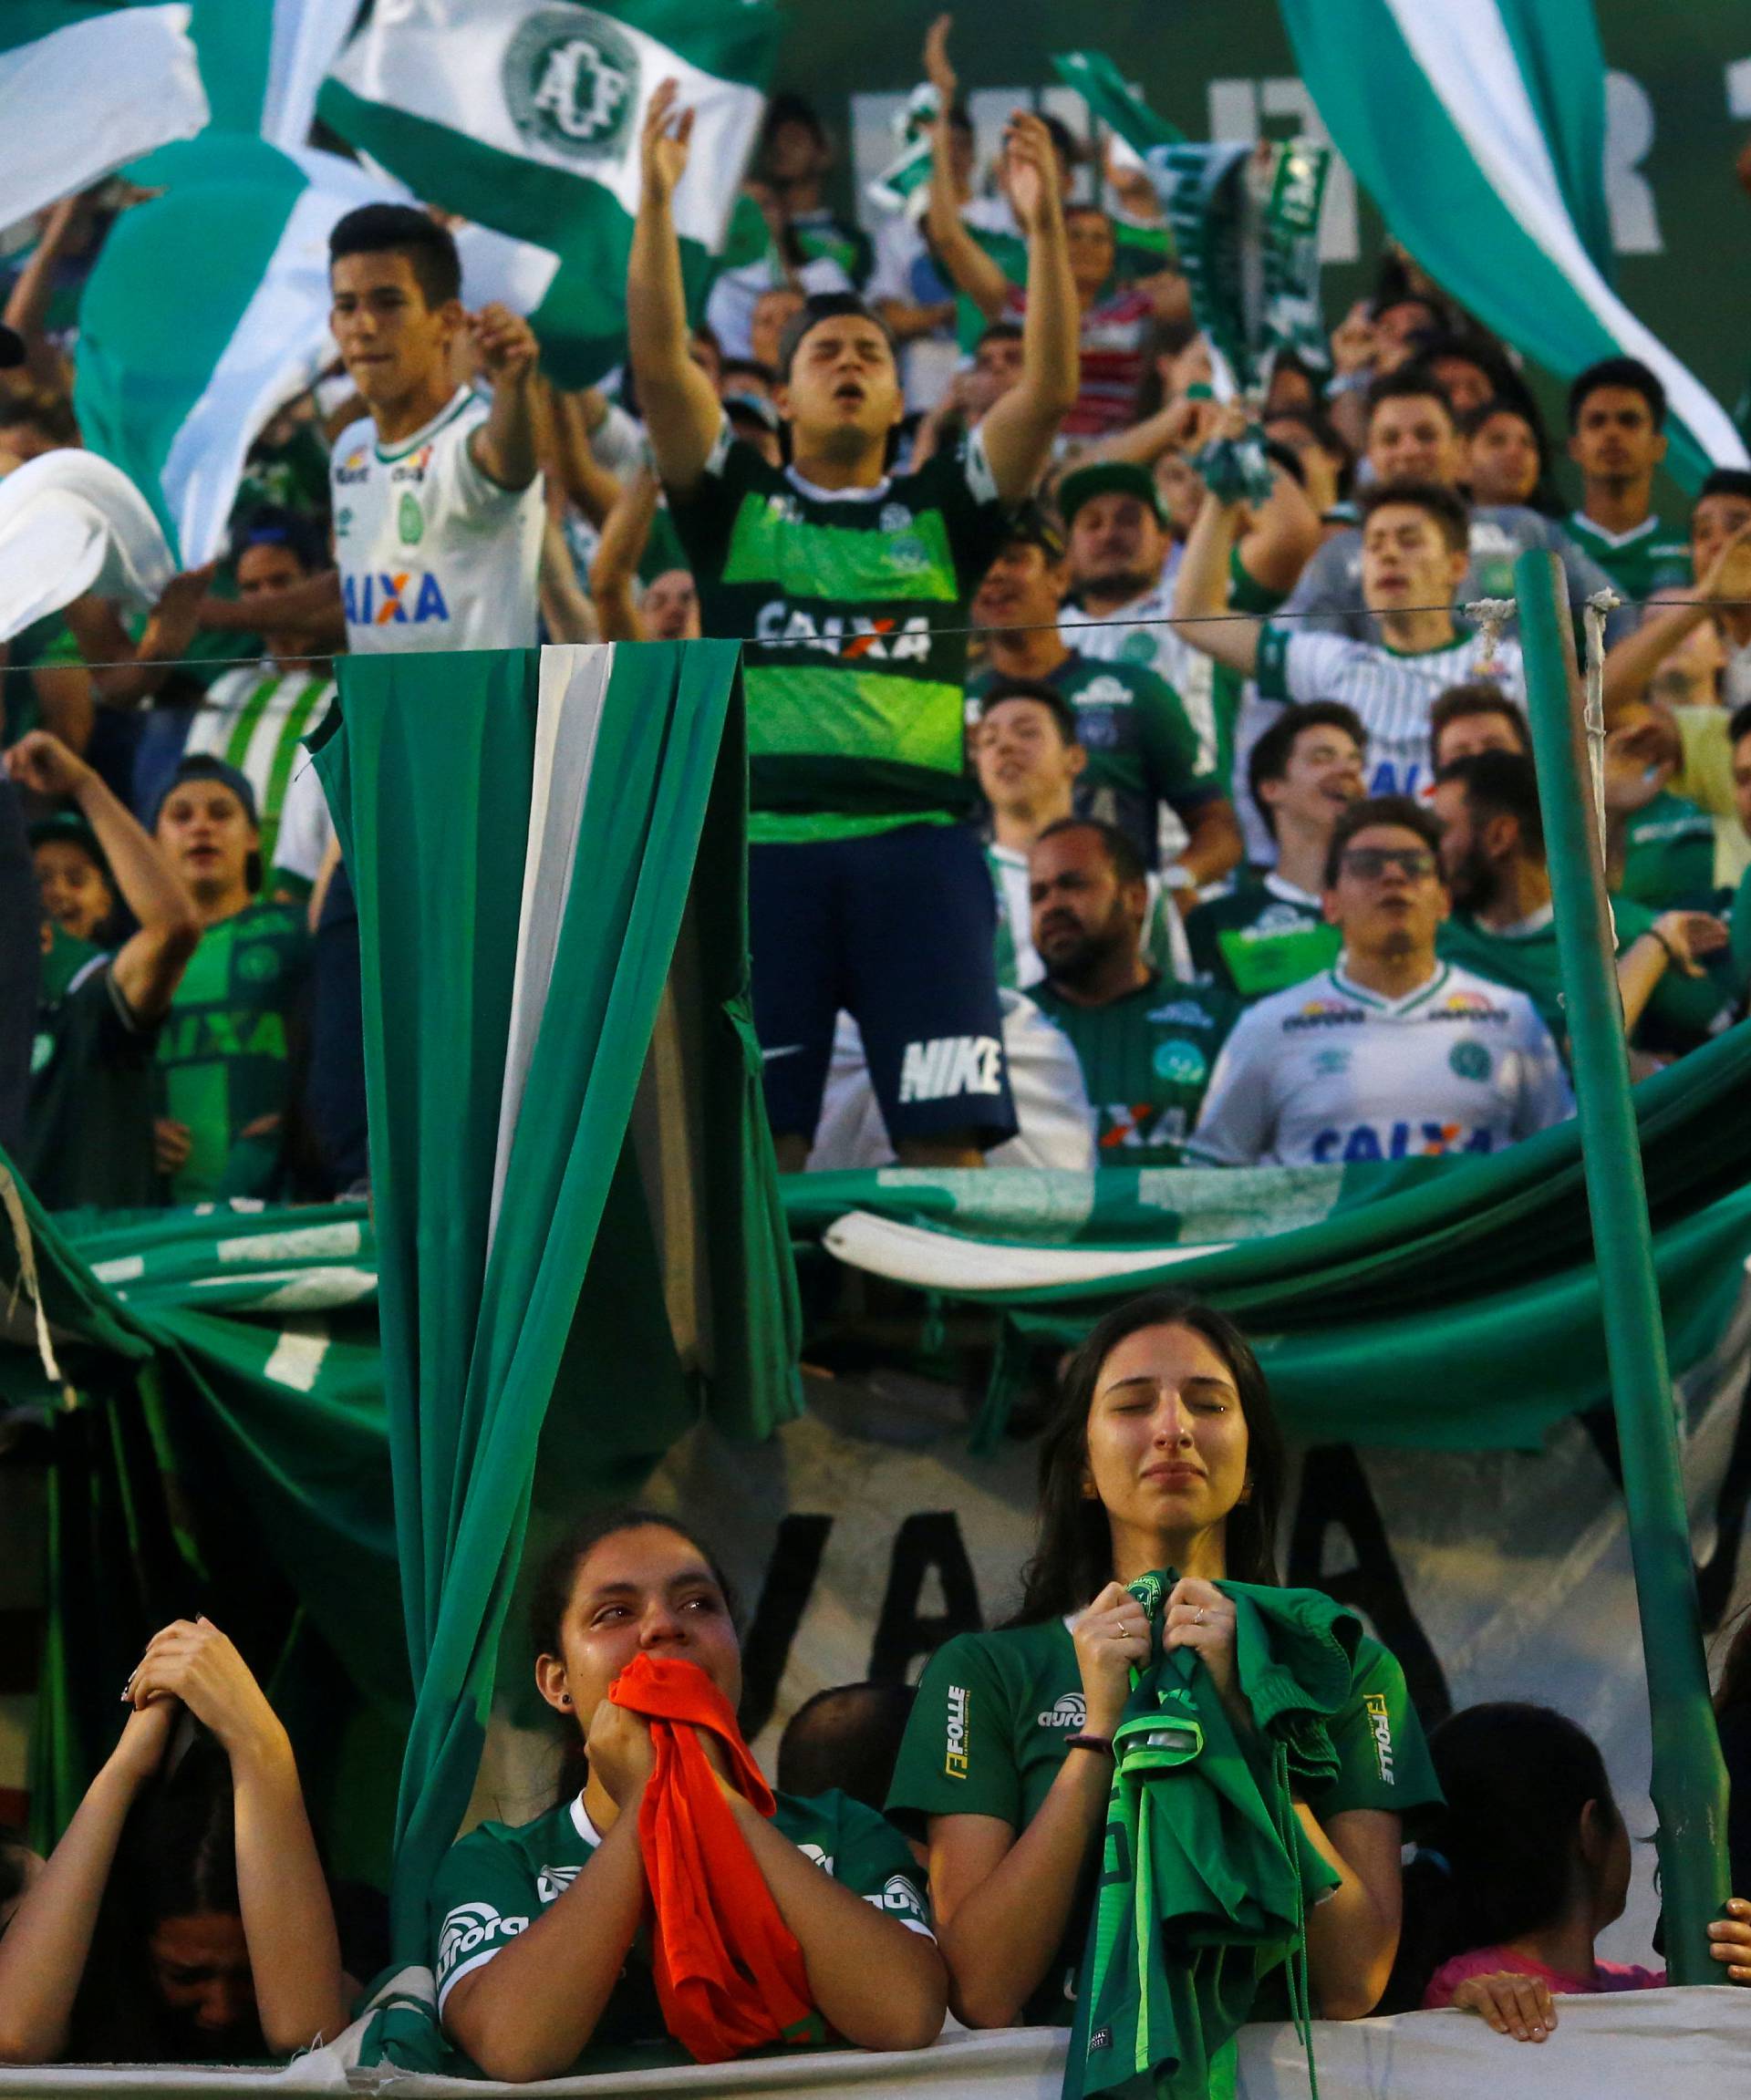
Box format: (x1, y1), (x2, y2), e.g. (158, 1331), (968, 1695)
(1513, 549), (1730, 1981)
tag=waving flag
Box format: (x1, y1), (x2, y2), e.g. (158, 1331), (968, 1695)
(0, 4), (208, 229)
(317, 0), (781, 386)
(1279, 0), (1748, 487)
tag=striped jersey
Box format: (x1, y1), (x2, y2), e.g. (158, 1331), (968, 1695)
(182, 662), (335, 865)
(1062, 588), (1221, 778)
(1007, 285), (1153, 440)
(1564, 512), (1691, 603)
(1252, 627), (1526, 802)
(1185, 871), (1341, 1002)
(671, 419), (1009, 844)
(1032, 975), (1235, 1165)
(1189, 957), (1570, 1166)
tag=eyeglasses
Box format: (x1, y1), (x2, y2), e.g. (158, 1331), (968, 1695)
(1339, 846), (1436, 881)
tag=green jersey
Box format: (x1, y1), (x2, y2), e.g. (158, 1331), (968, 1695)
(888, 1615), (1438, 2027)
(1185, 872), (1341, 1003)
(24, 935), (163, 1212)
(1031, 977), (1236, 1167)
(969, 649), (1218, 862)
(156, 901), (311, 1202)
(1619, 789), (1717, 911)
(671, 419), (1009, 844)
(430, 1785), (930, 2071)
(1439, 897), (1736, 1052)
(1564, 512), (1691, 602)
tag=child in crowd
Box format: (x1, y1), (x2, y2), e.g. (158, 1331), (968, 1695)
(0, 1618), (354, 2063)
(1406, 1702), (1751, 2040)
(430, 1509), (944, 2082)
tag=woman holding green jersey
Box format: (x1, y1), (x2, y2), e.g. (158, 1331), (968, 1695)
(887, 1290), (1441, 2030)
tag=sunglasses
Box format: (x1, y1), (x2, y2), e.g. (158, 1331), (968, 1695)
(1339, 847), (1436, 881)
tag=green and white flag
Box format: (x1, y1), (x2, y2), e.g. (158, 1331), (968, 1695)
(317, 0), (782, 387)
(1279, 0), (1749, 488)
(311, 637), (801, 1961)
(865, 84), (938, 221)
(0, 4), (208, 230)
(75, 135), (399, 564)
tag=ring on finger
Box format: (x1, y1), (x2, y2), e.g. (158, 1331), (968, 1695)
(1194, 1607), (1207, 1626)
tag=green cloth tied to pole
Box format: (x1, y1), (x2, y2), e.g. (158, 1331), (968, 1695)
(1067, 1570), (1356, 2100)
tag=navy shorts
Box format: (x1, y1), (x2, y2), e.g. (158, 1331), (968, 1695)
(749, 821), (1016, 1149)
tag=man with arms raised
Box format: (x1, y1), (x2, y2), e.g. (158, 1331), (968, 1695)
(1176, 464), (1518, 803)
(1029, 819), (1234, 1168)
(631, 80), (1078, 1169)
(1186, 702), (1364, 1003)
(1190, 797), (1570, 1167)
(968, 502), (1238, 882)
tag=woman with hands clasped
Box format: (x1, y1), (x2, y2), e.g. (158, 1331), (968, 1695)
(0, 1618), (353, 2063)
(431, 1510), (945, 2083)
(887, 1290), (1442, 2030)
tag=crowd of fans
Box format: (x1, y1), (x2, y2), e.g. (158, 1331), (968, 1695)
(5, 20), (1751, 2075)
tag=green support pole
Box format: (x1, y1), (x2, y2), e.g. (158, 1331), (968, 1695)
(1513, 549), (1730, 1981)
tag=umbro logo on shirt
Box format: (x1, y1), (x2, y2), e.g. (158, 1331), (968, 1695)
(535, 1863), (582, 1902)
(1037, 1693), (1086, 1730)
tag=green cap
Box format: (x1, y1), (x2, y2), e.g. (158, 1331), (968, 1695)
(1055, 460), (1166, 531)
(28, 810), (107, 869)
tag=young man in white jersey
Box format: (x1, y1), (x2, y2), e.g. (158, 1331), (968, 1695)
(1175, 465), (1523, 802)
(327, 204), (544, 654)
(1189, 795), (1570, 1167)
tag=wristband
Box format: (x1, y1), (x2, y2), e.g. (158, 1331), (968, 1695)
(1650, 926), (1679, 963)
(1065, 1733), (1114, 1758)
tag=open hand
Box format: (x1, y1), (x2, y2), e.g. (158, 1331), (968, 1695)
(923, 15), (957, 107)
(1651, 909), (1728, 978)
(1002, 110), (1063, 235)
(640, 79), (695, 205)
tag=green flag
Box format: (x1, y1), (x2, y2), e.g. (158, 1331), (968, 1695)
(317, 0), (782, 386)
(311, 638), (802, 1960)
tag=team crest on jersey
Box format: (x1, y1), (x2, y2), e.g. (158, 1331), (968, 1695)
(1120, 630), (1155, 665)
(1449, 1040), (1492, 1081)
(1311, 1047), (1352, 1076)
(30, 1030), (52, 1076)
(879, 502), (914, 534)
(504, 8), (638, 164)
(535, 1863), (582, 1902)
(1037, 1693), (1086, 1730)
(399, 493), (425, 546)
(1152, 1039), (1208, 1086)
(236, 944), (282, 986)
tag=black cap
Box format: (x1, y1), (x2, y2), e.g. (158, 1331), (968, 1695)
(0, 325), (25, 370)
(998, 502), (1065, 563)
(153, 754), (259, 830)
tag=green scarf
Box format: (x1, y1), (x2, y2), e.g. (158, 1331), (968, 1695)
(1065, 1571), (1360, 2100)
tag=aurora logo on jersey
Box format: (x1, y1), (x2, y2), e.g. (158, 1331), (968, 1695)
(752, 601), (933, 662)
(945, 1683), (970, 1776)
(1364, 1691), (1395, 1784)
(898, 1035), (1004, 1104)
(1310, 1122), (1495, 1164)
(342, 570), (451, 626)
(439, 1900), (528, 1977)
(1284, 997), (1367, 1031)
(335, 445), (369, 486)
(1038, 1693), (1086, 1730)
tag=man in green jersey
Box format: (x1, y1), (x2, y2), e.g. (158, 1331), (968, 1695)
(1186, 703), (1364, 1002)
(152, 756), (311, 1202)
(1564, 358), (1691, 600)
(8, 730), (198, 1211)
(1029, 820), (1235, 1166)
(1432, 750), (1732, 1052)
(633, 78), (1078, 1170)
(966, 502), (1240, 882)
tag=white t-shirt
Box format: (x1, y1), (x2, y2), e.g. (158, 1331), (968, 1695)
(270, 755), (335, 890)
(331, 388), (543, 654)
(1249, 627), (1526, 803)
(1188, 957), (1571, 1167)
(1062, 583), (1218, 776)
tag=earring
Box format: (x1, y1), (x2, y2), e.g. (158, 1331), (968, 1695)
(1238, 1478), (1254, 1504)
(1080, 1477), (1099, 1501)
(559, 1693), (573, 1707)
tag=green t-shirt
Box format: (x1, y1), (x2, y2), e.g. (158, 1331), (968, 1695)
(969, 649), (1218, 862)
(1185, 872), (1341, 1003)
(1032, 975), (1235, 1166)
(155, 901), (311, 1202)
(1564, 512), (1691, 603)
(24, 937), (163, 1212)
(887, 1615), (1439, 2027)
(1, 615), (81, 741)
(1438, 897), (1736, 1053)
(430, 1785), (930, 2072)
(1619, 789), (1717, 912)
(670, 421), (1009, 844)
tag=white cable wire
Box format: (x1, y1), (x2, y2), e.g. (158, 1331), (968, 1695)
(1582, 588), (1621, 871)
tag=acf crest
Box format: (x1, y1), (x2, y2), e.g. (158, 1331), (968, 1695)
(504, 8), (640, 163)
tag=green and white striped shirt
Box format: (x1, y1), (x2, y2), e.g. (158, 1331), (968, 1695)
(183, 660), (335, 867)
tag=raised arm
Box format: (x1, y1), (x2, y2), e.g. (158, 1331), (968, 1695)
(62, 564), (216, 707)
(544, 386), (626, 529)
(0, 1702), (177, 2063)
(466, 305), (541, 491)
(920, 20), (1011, 325)
(1170, 484), (1264, 676)
(126, 1620), (352, 2054)
(587, 467), (661, 643)
(1238, 455), (1325, 595)
(4, 730), (198, 1019)
(3, 192), (80, 391)
(627, 81), (724, 502)
(1602, 521), (1751, 721)
(976, 111), (1079, 503)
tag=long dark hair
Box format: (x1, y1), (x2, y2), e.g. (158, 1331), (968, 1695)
(1010, 1292), (1287, 1623)
(528, 1506), (741, 1805)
